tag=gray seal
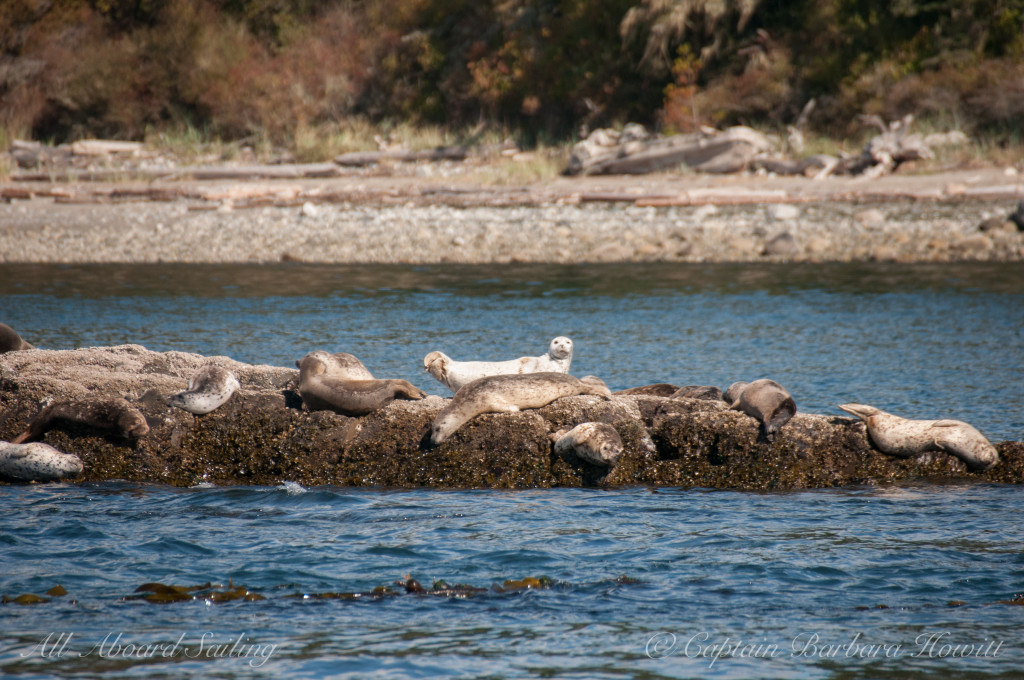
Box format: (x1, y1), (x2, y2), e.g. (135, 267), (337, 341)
(168, 364), (241, 415)
(424, 336), (574, 393)
(0, 323), (34, 353)
(725, 379), (797, 442)
(12, 397), (150, 444)
(550, 422), (623, 467)
(298, 351), (425, 416)
(838, 403), (999, 471)
(431, 372), (611, 445)
(0, 441), (83, 482)
(295, 350), (374, 380)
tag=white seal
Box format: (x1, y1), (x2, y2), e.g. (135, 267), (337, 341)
(0, 441), (83, 482)
(168, 364), (241, 415)
(424, 336), (573, 393)
(430, 372), (610, 445)
(838, 403), (999, 471)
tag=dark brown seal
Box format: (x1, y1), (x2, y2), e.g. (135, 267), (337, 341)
(12, 397), (150, 444)
(724, 379), (797, 442)
(613, 384), (680, 397)
(0, 323), (34, 353)
(670, 385), (724, 401)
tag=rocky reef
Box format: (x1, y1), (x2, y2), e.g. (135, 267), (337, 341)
(1, 345), (1020, 489)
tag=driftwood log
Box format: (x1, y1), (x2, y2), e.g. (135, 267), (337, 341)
(334, 146), (468, 167)
(1, 346), (1020, 489)
(566, 125), (776, 176)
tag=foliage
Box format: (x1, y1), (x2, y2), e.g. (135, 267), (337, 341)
(1, 0), (1024, 146)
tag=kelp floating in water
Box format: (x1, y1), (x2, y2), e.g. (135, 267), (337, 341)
(129, 581), (265, 604)
(1, 584), (68, 605)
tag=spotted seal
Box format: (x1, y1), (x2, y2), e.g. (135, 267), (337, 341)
(424, 336), (573, 393)
(167, 364), (241, 415)
(0, 441), (83, 482)
(298, 351), (425, 416)
(0, 323), (34, 353)
(295, 351), (374, 380)
(838, 403), (999, 471)
(430, 372), (611, 445)
(550, 422), (623, 467)
(725, 379), (797, 442)
(12, 397), (150, 444)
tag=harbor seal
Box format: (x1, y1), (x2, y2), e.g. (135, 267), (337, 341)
(550, 422), (623, 467)
(295, 351), (374, 380)
(167, 364), (241, 415)
(0, 441), (83, 482)
(838, 403), (999, 471)
(613, 384), (679, 397)
(430, 372), (611, 445)
(725, 379), (797, 442)
(0, 323), (34, 353)
(423, 336), (574, 393)
(298, 351), (425, 416)
(671, 385), (724, 401)
(12, 397), (149, 444)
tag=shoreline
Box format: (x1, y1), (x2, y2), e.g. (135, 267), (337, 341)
(2, 167), (1023, 264)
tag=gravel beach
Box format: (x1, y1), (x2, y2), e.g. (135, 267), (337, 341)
(2, 168), (1022, 263)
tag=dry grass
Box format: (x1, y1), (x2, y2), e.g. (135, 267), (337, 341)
(460, 147), (569, 185)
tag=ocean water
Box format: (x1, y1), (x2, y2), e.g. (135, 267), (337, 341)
(1, 261), (1023, 678)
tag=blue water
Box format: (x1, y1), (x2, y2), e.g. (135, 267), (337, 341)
(2, 484), (1023, 679)
(1, 262), (1023, 678)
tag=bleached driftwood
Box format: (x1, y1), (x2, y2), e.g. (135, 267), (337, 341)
(566, 125), (776, 176)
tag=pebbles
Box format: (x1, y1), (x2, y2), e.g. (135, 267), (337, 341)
(0, 197), (1022, 263)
